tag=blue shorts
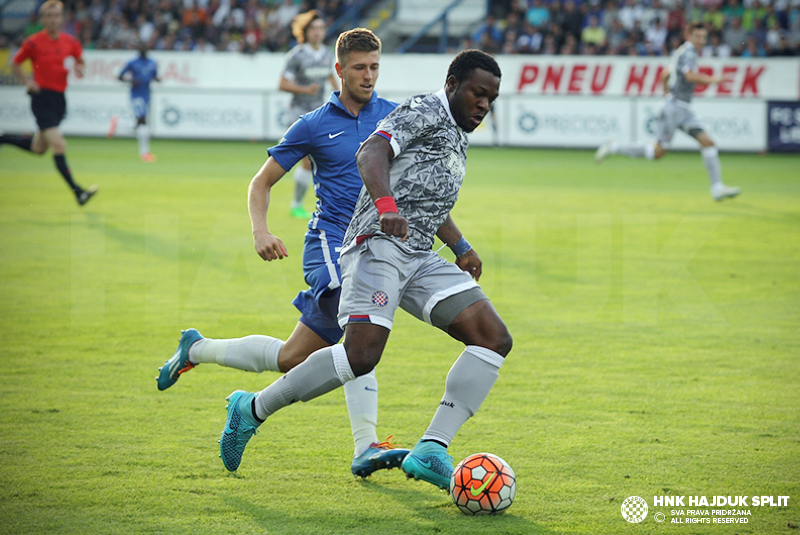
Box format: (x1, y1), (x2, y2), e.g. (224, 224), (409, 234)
(292, 228), (344, 345)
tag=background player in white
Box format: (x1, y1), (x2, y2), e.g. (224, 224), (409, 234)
(280, 10), (339, 219)
(595, 22), (740, 202)
(108, 44), (160, 162)
(218, 50), (512, 491)
(157, 28), (408, 478)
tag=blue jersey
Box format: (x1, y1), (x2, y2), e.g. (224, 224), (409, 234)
(120, 56), (158, 101)
(268, 91), (398, 239)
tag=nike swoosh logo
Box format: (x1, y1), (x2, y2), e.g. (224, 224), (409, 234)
(364, 386), (378, 392)
(328, 131), (344, 139)
(415, 458), (433, 469)
(470, 471), (497, 496)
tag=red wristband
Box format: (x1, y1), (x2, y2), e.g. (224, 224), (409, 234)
(375, 196), (398, 216)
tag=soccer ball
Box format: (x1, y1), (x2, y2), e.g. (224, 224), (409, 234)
(450, 453), (516, 515)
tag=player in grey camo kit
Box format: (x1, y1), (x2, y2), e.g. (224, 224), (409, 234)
(279, 10), (339, 218)
(218, 50), (511, 491)
(595, 22), (740, 202)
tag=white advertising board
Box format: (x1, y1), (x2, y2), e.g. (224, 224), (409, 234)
(0, 86), (35, 131)
(506, 96), (633, 148)
(634, 99), (767, 152)
(70, 52), (799, 100)
(150, 91), (265, 139)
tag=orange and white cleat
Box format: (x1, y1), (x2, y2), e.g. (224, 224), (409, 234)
(140, 152), (157, 163)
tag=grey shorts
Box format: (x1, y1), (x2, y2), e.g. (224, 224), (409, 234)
(337, 237), (487, 331)
(655, 98), (706, 145)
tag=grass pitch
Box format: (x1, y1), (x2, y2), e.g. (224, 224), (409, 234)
(1, 138), (798, 534)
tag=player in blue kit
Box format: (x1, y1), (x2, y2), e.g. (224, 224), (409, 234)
(108, 45), (159, 162)
(156, 28), (409, 477)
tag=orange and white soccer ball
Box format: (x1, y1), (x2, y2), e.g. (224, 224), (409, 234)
(450, 453), (516, 515)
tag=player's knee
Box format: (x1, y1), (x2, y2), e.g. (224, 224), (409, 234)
(277, 348), (307, 373)
(344, 346), (381, 377)
(50, 140), (66, 154)
(486, 326), (513, 357)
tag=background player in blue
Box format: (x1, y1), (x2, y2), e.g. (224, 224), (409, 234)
(156, 29), (408, 477)
(108, 44), (160, 162)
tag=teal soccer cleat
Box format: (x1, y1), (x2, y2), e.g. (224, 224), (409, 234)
(351, 436), (410, 478)
(220, 390), (261, 471)
(401, 440), (454, 490)
(157, 329), (203, 391)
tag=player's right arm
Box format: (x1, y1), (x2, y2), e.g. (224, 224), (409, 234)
(685, 69), (724, 85)
(248, 157), (289, 261)
(660, 68), (670, 94)
(278, 75), (320, 95)
(356, 135), (408, 240)
(11, 39), (38, 93)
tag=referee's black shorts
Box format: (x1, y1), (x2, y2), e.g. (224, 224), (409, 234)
(30, 89), (66, 131)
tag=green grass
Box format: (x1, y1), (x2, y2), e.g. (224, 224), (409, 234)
(1, 138), (798, 534)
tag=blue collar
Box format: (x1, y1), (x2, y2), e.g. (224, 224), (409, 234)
(329, 90), (379, 118)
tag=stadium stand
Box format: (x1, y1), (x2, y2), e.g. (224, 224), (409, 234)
(0, 0), (797, 56)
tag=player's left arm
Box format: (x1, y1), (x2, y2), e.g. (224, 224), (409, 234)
(73, 38), (85, 78)
(437, 214), (481, 281)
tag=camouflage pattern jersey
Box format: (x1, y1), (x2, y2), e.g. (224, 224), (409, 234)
(343, 89), (469, 253)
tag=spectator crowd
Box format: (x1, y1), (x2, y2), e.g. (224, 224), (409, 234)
(5, 0), (800, 56)
(9, 0), (351, 53)
(474, 0), (800, 57)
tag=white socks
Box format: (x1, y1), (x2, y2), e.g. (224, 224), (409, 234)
(189, 335), (283, 372)
(136, 124), (150, 156)
(249, 343), (379, 456)
(701, 146), (722, 187)
(421, 346), (504, 447)
(253, 344), (352, 420)
(292, 166), (312, 207)
(344, 370), (379, 456)
(612, 142), (655, 160)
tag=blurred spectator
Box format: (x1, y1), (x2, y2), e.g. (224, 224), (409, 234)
(724, 17), (748, 53)
(722, 0), (744, 24)
(526, 0), (550, 29)
(645, 17), (668, 49)
(703, 3), (725, 32)
(702, 31), (731, 56)
(582, 15), (607, 48)
(640, 0), (668, 32)
(742, 1), (768, 31)
(741, 35), (766, 57)
(618, 0), (643, 31)
(561, 1), (584, 40)
(472, 14), (503, 48)
(666, 2), (686, 40)
(607, 19), (628, 50)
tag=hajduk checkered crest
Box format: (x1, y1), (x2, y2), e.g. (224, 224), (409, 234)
(621, 496), (648, 523)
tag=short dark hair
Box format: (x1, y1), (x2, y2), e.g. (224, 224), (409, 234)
(686, 22), (706, 34)
(446, 49), (501, 85)
(336, 28), (382, 66)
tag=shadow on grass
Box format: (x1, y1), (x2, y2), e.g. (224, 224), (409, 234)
(222, 480), (560, 535)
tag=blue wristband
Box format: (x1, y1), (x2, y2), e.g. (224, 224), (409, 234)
(450, 236), (471, 257)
